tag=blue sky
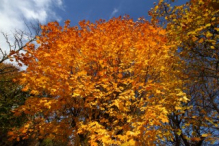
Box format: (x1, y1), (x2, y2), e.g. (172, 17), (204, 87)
(0, 0), (188, 33)
(0, 0), (188, 52)
(57, 0), (154, 26)
(55, 0), (188, 26)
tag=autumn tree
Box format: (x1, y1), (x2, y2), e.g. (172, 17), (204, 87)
(150, 0), (219, 145)
(0, 63), (30, 146)
(10, 16), (188, 145)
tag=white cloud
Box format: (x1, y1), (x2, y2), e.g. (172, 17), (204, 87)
(20, 7), (48, 22)
(0, 0), (64, 32)
(109, 8), (119, 19)
(56, 0), (64, 8)
(0, 0), (64, 64)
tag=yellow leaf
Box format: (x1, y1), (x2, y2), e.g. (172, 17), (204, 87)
(121, 139), (136, 146)
(202, 133), (210, 137)
(7, 131), (14, 136)
(191, 137), (201, 142)
(118, 73), (123, 78)
(22, 86), (29, 92)
(198, 38), (204, 43)
(210, 46), (215, 49)
(205, 23), (211, 27)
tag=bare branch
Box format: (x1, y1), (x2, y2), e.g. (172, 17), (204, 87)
(0, 20), (41, 64)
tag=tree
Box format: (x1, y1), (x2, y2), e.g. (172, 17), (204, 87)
(0, 63), (30, 146)
(0, 21), (43, 146)
(9, 16), (188, 145)
(150, 0), (219, 145)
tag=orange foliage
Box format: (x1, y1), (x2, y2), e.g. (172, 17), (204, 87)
(11, 16), (187, 145)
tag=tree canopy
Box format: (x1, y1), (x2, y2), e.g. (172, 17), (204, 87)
(8, 16), (189, 145)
